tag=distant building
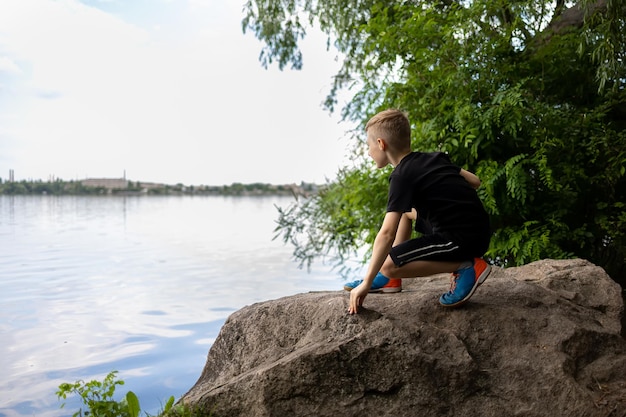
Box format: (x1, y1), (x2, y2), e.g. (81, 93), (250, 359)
(137, 181), (165, 190)
(81, 178), (129, 190)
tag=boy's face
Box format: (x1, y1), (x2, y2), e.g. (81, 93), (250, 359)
(367, 129), (389, 169)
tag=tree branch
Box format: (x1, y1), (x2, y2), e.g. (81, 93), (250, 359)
(543, 0), (608, 39)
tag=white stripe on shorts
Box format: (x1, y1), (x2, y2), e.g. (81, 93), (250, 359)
(396, 241), (459, 262)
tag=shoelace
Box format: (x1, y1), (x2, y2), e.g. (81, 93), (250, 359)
(448, 272), (459, 293)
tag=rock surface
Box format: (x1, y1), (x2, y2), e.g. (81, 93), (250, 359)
(181, 259), (626, 416)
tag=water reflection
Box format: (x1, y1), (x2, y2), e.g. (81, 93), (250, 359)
(0, 196), (343, 417)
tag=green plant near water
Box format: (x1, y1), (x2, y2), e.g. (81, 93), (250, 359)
(56, 371), (205, 417)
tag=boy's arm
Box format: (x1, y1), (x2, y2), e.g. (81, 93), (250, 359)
(394, 209), (415, 245)
(460, 168), (481, 189)
(348, 211), (403, 314)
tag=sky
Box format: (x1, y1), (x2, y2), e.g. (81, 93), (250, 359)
(0, 0), (355, 186)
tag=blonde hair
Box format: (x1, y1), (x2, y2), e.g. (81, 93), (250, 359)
(365, 109), (411, 151)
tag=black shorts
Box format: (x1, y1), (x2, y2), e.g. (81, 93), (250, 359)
(389, 232), (488, 266)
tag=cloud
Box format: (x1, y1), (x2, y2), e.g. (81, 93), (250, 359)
(0, 0), (351, 185)
(34, 89), (63, 99)
(0, 56), (21, 75)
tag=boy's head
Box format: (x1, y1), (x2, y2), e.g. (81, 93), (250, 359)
(365, 109), (411, 152)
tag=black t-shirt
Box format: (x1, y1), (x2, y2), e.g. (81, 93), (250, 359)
(387, 152), (490, 243)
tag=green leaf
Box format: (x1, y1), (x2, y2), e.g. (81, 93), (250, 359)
(125, 391), (141, 417)
(163, 396), (175, 413)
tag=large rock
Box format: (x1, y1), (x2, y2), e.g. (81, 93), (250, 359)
(180, 259), (626, 416)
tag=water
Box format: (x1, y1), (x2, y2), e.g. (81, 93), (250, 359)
(0, 195), (348, 417)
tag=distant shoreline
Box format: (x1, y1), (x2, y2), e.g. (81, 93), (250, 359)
(0, 178), (320, 197)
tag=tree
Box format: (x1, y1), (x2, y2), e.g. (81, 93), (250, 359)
(243, 0), (626, 285)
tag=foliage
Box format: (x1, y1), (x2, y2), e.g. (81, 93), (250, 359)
(276, 162), (389, 272)
(58, 371), (150, 417)
(0, 179), (106, 195)
(246, 0), (626, 284)
(0, 179), (314, 196)
(56, 371), (213, 417)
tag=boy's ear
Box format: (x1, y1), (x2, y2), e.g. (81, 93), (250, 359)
(377, 138), (387, 151)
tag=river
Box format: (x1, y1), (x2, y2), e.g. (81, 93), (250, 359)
(0, 195), (350, 417)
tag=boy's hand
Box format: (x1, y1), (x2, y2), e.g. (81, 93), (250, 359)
(348, 282), (370, 314)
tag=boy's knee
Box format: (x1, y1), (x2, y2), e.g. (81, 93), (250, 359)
(403, 208), (418, 221)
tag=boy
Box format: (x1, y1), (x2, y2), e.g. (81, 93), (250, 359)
(345, 109), (492, 314)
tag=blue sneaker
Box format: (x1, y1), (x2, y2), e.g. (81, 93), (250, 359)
(343, 272), (402, 293)
(439, 258), (491, 307)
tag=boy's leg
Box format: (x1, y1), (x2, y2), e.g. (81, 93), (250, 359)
(381, 255), (491, 307)
(343, 212), (414, 293)
(381, 257), (462, 278)
(384, 234), (492, 307)
(343, 247), (462, 293)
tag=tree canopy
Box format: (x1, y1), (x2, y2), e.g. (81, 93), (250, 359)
(243, 0), (626, 286)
